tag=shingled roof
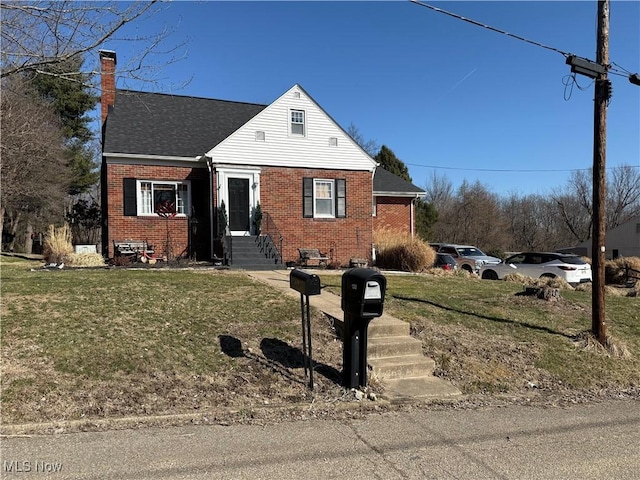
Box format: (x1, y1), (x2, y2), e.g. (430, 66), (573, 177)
(373, 167), (425, 196)
(102, 90), (267, 158)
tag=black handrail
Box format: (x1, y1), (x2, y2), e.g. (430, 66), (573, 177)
(258, 211), (283, 264)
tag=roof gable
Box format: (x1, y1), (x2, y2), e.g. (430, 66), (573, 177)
(206, 84), (377, 171)
(103, 90), (266, 158)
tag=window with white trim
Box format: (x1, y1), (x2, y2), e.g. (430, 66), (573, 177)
(136, 180), (190, 216)
(290, 109), (305, 136)
(303, 177), (346, 218)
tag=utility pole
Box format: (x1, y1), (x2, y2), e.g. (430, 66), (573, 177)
(592, 0), (609, 344)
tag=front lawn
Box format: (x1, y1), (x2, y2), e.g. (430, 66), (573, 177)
(1, 256), (638, 430)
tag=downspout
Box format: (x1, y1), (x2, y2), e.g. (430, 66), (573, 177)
(410, 196), (416, 238)
(372, 164), (378, 263)
(204, 155), (215, 260)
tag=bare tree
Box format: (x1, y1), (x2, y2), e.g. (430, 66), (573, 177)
(1, 76), (69, 250)
(426, 176), (507, 252)
(346, 123), (379, 157)
(423, 171), (454, 210)
(607, 165), (640, 228)
(1, 1), (187, 88)
(552, 165), (640, 245)
(501, 193), (570, 251)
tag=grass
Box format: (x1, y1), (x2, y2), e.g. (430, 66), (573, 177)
(1, 256), (345, 425)
(1, 256), (638, 428)
(320, 272), (640, 397)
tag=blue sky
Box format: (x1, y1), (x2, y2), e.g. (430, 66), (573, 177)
(99, 1), (640, 197)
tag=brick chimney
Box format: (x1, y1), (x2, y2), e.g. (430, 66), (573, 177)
(99, 50), (117, 125)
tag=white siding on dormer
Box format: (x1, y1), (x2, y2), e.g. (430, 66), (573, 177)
(206, 85), (376, 172)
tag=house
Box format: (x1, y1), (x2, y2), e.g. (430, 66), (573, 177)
(560, 216), (640, 259)
(100, 50), (424, 267)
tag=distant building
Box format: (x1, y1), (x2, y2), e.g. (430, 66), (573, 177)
(557, 216), (640, 259)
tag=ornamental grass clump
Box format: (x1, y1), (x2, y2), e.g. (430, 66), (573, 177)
(42, 224), (74, 264)
(373, 227), (435, 272)
(66, 253), (106, 267)
(605, 256), (640, 285)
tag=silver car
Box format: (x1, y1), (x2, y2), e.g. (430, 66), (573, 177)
(436, 244), (501, 273)
(480, 252), (592, 285)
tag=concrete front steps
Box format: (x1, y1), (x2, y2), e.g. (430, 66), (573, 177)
(367, 315), (462, 403)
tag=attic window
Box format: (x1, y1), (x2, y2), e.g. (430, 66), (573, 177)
(290, 109), (305, 136)
(329, 137), (338, 147)
(255, 131), (265, 141)
(293, 91), (301, 98)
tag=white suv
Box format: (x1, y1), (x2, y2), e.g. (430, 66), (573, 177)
(479, 252), (592, 285)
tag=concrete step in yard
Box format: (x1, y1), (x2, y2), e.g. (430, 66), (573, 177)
(381, 375), (463, 403)
(368, 315), (410, 337)
(366, 314), (462, 400)
(368, 354), (435, 379)
(367, 335), (423, 359)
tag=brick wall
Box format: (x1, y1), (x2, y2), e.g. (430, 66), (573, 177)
(105, 163), (209, 258)
(107, 163), (376, 265)
(374, 196), (413, 235)
(257, 166), (373, 266)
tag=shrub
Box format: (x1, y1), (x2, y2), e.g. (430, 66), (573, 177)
(111, 255), (132, 267)
(374, 227), (435, 272)
(66, 253), (106, 267)
(503, 272), (574, 290)
(605, 257), (640, 285)
(42, 224), (74, 264)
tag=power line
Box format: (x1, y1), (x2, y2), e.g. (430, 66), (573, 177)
(405, 163), (640, 173)
(409, 0), (571, 57)
(409, 0), (639, 82)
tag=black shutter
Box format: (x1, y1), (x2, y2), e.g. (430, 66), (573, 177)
(123, 178), (137, 216)
(336, 178), (346, 218)
(303, 177), (313, 218)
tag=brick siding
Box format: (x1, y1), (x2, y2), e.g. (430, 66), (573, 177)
(214, 166), (374, 267)
(107, 162), (375, 266)
(105, 163), (209, 258)
(374, 196), (413, 235)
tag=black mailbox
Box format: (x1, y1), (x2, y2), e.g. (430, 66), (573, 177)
(290, 269), (321, 296)
(341, 268), (386, 389)
(341, 268), (386, 318)
(290, 268), (322, 391)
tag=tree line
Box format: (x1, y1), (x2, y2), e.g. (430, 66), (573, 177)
(349, 125), (640, 256)
(424, 165), (640, 256)
(1, 1), (180, 254)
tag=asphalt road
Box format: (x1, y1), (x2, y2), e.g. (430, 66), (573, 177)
(2, 399), (639, 479)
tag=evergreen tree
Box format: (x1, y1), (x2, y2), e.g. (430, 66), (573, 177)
(374, 145), (412, 182)
(28, 56), (99, 194)
(415, 199), (438, 242)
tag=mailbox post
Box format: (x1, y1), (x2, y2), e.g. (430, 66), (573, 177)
(290, 269), (321, 390)
(341, 268), (386, 389)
